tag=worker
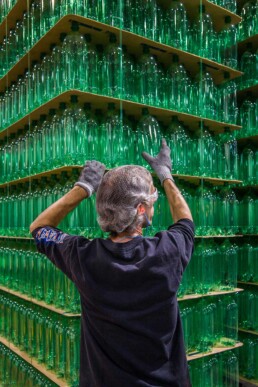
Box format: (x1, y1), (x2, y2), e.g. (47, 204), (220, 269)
(30, 139), (194, 387)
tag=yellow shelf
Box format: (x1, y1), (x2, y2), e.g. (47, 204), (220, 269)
(178, 288), (243, 302)
(239, 328), (258, 337)
(0, 336), (67, 387)
(0, 286), (81, 317)
(0, 13), (243, 93)
(239, 376), (258, 387)
(187, 341), (243, 361)
(0, 90), (242, 141)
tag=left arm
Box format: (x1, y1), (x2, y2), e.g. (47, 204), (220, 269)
(30, 160), (106, 233)
(30, 186), (88, 233)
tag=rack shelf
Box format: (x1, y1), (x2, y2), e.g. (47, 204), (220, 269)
(237, 83), (258, 101)
(0, 166), (243, 188)
(238, 34), (258, 55)
(0, 90), (242, 141)
(195, 234), (243, 238)
(182, 0), (242, 30)
(0, 13), (243, 93)
(187, 342), (243, 361)
(0, 336), (67, 387)
(239, 376), (258, 387)
(239, 328), (258, 337)
(238, 281), (258, 287)
(178, 288), (243, 301)
(237, 134), (258, 146)
(0, 286), (81, 317)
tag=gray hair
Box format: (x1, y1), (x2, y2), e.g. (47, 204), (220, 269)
(96, 165), (153, 234)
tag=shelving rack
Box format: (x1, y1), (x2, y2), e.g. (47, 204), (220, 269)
(0, 0), (246, 385)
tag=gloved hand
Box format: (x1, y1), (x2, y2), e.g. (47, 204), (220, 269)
(142, 139), (174, 186)
(74, 161), (106, 197)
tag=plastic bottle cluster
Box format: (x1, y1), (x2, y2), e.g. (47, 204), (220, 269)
(0, 26), (239, 129)
(0, 343), (54, 387)
(0, 101), (240, 185)
(0, 0), (17, 23)
(0, 1), (238, 78)
(189, 351), (239, 386)
(239, 145), (258, 184)
(178, 239), (237, 297)
(179, 296), (238, 353)
(0, 292), (80, 385)
(238, 241), (258, 282)
(208, 0), (237, 12)
(0, 240), (80, 312)
(238, 0), (258, 41)
(237, 97), (258, 139)
(238, 43), (258, 90)
(239, 332), (258, 381)
(239, 289), (258, 331)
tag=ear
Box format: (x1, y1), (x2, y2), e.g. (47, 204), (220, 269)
(137, 204), (145, 215)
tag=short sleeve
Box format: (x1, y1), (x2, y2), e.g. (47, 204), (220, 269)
(31, 226), (89, 282)
(167, 218), (195, 272)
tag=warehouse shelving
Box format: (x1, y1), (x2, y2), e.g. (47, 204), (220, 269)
(0, 1), (246, 385)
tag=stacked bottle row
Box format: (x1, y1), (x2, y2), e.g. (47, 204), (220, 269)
(238, 145), (258, 185)
(238, 240), (258, 282)
(208, 0), (236, 12)
(238, 289), (258, 331)
(0, 1), (239, 79)
(0, 0), (17, 24)
(189, 350), (239, 387)
(238, 0), (258, 41)
(0, 104), (240, 183)
(179, 295), (238, 354)
(1, 179), (257, 238)
(238, 43), (258, 89)
(0, 26), (239, 128)
(0, 240), (80, 313)
(236, 97), (257, 139)
(0, 343), (55, 387)
(178, 239), (237, 298)
(0, 292), (80, 385)
(239, 332), (258, 381)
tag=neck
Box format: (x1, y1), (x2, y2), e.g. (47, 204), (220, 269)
(110, 227), (143, 243)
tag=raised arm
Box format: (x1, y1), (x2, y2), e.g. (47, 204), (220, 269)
(142, 139), (193, 224)
(30, 161), (106, 233)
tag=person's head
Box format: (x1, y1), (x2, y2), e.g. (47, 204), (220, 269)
(96, 166), (158, 235)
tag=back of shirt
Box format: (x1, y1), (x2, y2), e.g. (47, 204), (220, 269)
(32, 218), (194, 387)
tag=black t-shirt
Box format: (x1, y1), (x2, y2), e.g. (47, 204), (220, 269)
(32, 218), (194, 387)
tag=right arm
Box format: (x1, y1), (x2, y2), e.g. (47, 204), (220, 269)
(142, 138), (193, 224)
(163, 179), (192, 223)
